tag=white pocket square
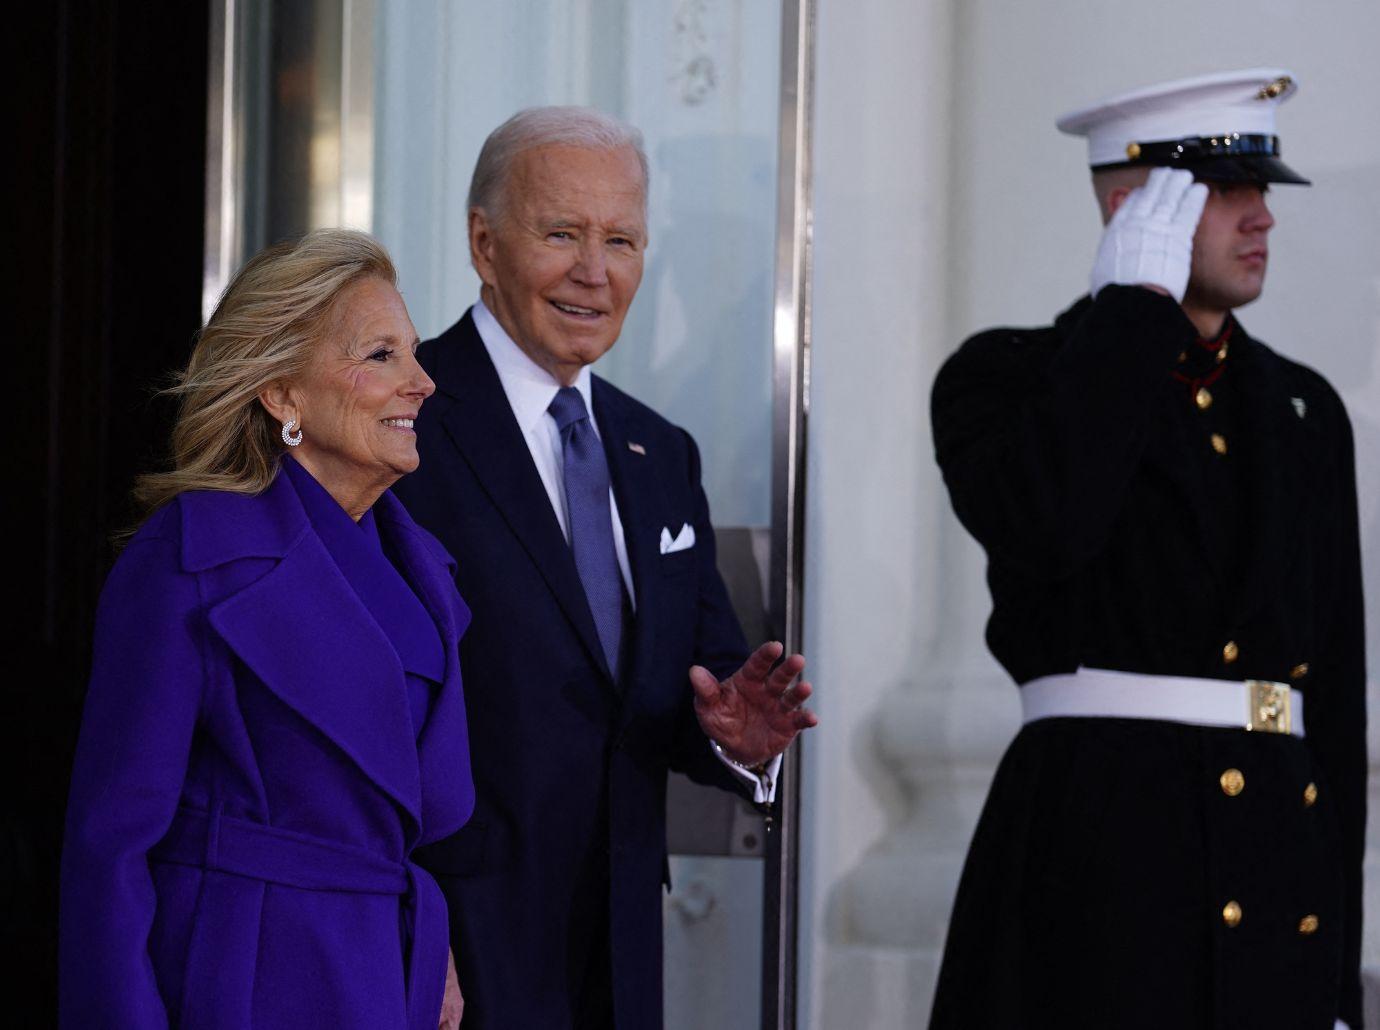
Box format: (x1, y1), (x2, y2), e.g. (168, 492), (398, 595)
(660, 523), (696, 554)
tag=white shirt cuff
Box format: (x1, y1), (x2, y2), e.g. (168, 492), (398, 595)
(709, 741), (782, 804)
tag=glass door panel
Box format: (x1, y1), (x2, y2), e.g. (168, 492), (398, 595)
(372, 7), (784, 1026)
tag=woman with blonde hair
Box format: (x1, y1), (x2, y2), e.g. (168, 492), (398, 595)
(60, 229), (472, 1029)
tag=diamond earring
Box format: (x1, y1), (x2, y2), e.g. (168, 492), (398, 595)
(281, 418), (303, 447)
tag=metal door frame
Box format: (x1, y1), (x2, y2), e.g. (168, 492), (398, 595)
(764, 0), (815, 1025)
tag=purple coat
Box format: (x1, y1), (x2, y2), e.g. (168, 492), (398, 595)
(59, 465), (474, 1028)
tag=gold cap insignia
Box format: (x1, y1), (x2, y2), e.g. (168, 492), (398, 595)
(1257, 76), (1293, 100)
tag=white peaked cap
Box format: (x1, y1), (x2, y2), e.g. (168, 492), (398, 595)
(1056, 68), (1308, 184)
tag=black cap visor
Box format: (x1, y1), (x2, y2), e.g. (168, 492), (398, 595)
(1093, 133), (1311, 186)
(1191, 154), (1310, 186)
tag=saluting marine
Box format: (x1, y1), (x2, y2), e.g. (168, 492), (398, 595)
(929, 69), (1365, 1029)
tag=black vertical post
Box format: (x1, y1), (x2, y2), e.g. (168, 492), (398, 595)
(13, 1), (209, 1019)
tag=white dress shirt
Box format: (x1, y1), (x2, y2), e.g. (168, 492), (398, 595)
(473, 299), (635, 605)
(472, 298), (780, 804)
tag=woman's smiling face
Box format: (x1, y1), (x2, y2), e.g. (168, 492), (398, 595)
(285, 276), (434, 511)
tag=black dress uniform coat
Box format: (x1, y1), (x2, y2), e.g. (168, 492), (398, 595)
(928, 286), (1366, 1029)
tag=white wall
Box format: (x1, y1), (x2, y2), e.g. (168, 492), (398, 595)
(803, 0), (1380, 1025)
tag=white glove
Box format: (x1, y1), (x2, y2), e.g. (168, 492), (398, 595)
(1090, 166), (1208, 304)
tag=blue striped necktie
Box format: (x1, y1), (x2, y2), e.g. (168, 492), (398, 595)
(548, 387), (626, 680)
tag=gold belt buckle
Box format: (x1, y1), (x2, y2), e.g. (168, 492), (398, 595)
(1246, 680), (1292, 734)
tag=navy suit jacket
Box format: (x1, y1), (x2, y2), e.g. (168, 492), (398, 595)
(394, 310), (750, 1029)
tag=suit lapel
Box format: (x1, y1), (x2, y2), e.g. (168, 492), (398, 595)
(430, 313), (612, 682)
(595, 378), (662, 705)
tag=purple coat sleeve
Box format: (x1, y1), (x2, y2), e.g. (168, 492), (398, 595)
(60, 526), (205, 1026)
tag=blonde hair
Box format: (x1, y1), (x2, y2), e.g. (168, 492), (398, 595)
(133, 228), (397, 516)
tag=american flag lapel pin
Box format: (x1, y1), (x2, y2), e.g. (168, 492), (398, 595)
(628, 441), (647, 455)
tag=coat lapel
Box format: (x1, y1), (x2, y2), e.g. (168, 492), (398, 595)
(375, 491), (466, 650)
(594, 378), (662, 706)
(428, 313), (612, 682)
(1138, 386), (1231, 602)
(1226, 329), (1314, 627)
(374, 492), (475, 839)
(186, 473), (423, 827)
(1056, 296), (1231, 607)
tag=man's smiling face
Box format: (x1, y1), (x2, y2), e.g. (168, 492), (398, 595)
(470, 143), (647, 385)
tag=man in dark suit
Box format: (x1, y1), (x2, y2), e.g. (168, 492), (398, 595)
(929, 70), (1365, 1029)
(393, 106), (817, 1029)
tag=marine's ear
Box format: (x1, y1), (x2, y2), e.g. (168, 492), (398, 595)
(1092, 166), (1151, 224)
(1105, 185), (1136, 220)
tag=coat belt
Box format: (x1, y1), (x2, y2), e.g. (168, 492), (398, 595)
(151, 807), (410, 892)
(1020, 667), (1305, 737)
(152, 807), (447, 1030)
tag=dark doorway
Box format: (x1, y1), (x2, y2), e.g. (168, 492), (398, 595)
(14, 1), (209, 1019)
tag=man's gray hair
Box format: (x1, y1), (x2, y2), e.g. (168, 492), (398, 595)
(467, 106), (650, 218)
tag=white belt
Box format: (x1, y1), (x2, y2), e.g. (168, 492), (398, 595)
(1020, 668), (1305, 738)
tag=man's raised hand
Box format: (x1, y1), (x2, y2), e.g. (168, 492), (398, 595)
(690, 641), (818, 767)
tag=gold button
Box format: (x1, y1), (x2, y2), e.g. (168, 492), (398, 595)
(1126, 141), (1142, 160)
(1222, 900), (1243, 927)
(1223, 641), (1239, 664)
(1177, 350), (1188, 364)
(1298, 914), (1319, 935)
(1291, 662), (1309, 679)
(1211, 433), (1228, 455)
(1216, 343), (1228, 363)
(1303, 782), (1318, 807)
(1196, 387), (1213, 410)
(1219, 768), (1244, 796)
